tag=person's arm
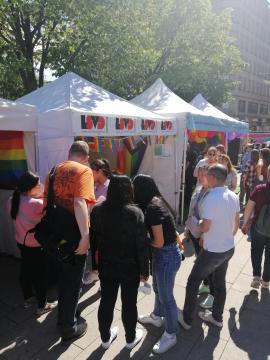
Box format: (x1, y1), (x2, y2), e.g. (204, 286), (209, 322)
(135, 211), (150, 280)
(199, 219), (212, 233)
(74, 197), (90, 255)
(242, 200), (255, 234)
(233, 212), (240, 236)
(151, 225), (164, 248)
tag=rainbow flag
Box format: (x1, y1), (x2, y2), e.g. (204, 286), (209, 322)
(117, 138), (147, 177)
(0, 131), (28, 189)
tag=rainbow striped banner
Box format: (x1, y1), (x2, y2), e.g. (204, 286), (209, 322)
(0, 131), (28, 189)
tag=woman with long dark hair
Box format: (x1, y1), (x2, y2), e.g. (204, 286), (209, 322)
(83, 158), (112, 285)
(133, 174), (181, 354)
(9, 171), (56, 315)
(90, 175), (149, 350)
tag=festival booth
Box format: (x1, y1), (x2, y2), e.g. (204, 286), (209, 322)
(18, 72), (179, 211)
(0, 98), (37, 256)
(248, 132), (270, 145)
(191, 94), (249, 164)
(131, 79), (248, 222)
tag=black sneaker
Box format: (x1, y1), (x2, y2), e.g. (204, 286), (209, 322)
(61, 322), (88, 344)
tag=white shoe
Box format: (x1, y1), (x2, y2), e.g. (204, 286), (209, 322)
(198, 310), (223, 328)
(177, 309), (191, 330)
(138, 313), (163, 327)
(126, 328), (143, 349)
(152, 331), (177, 354)
(198, 284), (210, 295)
(251, 276), (261, 289)
(200, 294), (214, 309)
(101, 326), (119, 349)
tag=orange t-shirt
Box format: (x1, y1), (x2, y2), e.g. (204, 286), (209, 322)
(44, 160), (96, 213)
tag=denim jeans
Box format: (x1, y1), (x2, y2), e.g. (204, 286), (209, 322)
(57, 254), (86, 337)
(250, 226), (270, 282)
(183, 247), (234, 324)
(152, 242), (181, 334)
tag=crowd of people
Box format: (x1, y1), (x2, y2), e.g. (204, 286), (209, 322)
(8, 140), (270, 354)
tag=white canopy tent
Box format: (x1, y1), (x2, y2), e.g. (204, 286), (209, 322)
(0, 98), (38, 256)
(18, 72), (179, 211)
(131, 78), (248, 222)
(190, 93), (248, 130)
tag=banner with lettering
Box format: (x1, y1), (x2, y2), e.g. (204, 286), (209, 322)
(140, 119), (158, 135)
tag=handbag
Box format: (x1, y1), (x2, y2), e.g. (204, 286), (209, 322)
(33, 167), (81, 262)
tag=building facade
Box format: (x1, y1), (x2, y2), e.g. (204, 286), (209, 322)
(213, 0), (270, 131)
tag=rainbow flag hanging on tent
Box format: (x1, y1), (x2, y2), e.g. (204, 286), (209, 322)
(0, 131), (28, 189)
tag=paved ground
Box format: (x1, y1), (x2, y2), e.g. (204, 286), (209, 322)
(0, 230), (270, 360)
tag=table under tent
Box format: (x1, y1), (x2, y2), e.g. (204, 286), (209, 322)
(0, 98), (38, 257)
(17, 72), (180, 212)
(131, 79), (249, 223)
(191, 94), (249, 164)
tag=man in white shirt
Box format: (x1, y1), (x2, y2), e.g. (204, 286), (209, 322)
(179, 164), (240, 329)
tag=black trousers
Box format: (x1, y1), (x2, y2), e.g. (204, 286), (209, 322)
(251, 226), (270, 282)
(17, 244), (48, 308)
(183, 248), (234, 324)
(98, 276), (140, 343)
(57, 254), (86, 337)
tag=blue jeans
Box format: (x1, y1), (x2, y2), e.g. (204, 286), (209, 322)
(152, 242), (181, 334)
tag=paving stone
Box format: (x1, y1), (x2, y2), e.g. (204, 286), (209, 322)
(34, 343), (82, 360)
(232, 273), (253, 293)
(220, 309), (270, 360)
(186, 334), (227, 360)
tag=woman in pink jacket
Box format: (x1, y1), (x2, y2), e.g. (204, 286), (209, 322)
(9, 171), (56, 316)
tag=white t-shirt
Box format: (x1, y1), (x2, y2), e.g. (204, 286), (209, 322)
(200, 186), (240, 253)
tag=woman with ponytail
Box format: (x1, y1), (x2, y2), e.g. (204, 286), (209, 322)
(9, 171), (56, 316)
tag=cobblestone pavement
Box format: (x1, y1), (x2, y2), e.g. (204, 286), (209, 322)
(1, 230), (270, 360)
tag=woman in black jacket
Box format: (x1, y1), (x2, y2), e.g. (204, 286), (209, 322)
(90, 175), (149, 350)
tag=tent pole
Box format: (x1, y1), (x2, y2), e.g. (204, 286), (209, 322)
(181, 129), (187, 225)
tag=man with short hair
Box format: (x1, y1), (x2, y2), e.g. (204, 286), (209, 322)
(44, 140), (95, 342)
(178, 164), (240, 329)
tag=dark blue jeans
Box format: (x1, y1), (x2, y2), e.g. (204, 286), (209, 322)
(250, 226), (270, 282)
(57, 254), (86, 337)
(183, 247), (234, 324)
(152, 242), (181, 334)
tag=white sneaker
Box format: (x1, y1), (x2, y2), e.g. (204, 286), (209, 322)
(126, 328), (143, 350)
(138, 313), (163, 327)
(198, 283), (210, 295)
(198, 310), (223, 328)
(177, 309), (191, 330)
(200, 294), (214, 309)
(152, 331), (177, 354)
(101, 326), (119, 349)
(251, 276), (261, 289)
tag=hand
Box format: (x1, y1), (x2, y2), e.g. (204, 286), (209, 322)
(241, 223), (249, 235)
(140, 275), (149, 282)
(199, 238), (204, 247)
(75, 235), (90, 255)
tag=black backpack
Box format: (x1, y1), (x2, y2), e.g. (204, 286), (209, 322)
(32, 167), (81, 262)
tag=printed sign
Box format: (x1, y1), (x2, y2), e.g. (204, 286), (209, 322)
(161, 120), (173, 131)
(140, 119), (157, 134)
(115, 117), (136, 133)
(81, 115), (107, 132)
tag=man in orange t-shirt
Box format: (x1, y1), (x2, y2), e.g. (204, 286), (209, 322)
(44, 140), (95, 343)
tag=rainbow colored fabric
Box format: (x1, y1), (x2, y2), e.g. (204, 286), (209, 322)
(0, 131), (28, 189)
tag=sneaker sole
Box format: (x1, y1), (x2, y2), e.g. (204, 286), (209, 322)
(152, 339), (177, 354)
(61, 326), (87, 345)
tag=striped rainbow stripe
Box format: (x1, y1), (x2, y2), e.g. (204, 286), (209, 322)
(0, 131), (28, 189)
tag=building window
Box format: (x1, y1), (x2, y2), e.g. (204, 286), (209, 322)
(248, 102), (259, 114)
(260, 104), (268, 115)
(238, 100), (246, 113)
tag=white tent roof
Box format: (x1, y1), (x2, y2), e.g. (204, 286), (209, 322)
(131, 78), (205, 117)
(191, 93), (249, 132)
(17, 72), (165, 121)
(0, 98), (37, 131)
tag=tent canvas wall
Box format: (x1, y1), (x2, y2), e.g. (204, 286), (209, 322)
(18, 72), (179, 211)
(0, 98), (37, 256)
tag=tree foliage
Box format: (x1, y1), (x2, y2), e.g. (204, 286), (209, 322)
(0, 0), (243, 105)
